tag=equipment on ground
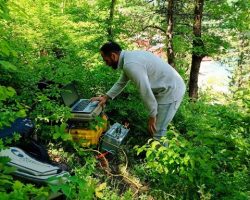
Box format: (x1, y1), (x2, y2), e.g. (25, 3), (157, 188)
(100, 122), (129, 154)
(67, 114), (108, 146)
(0, 147), (69, 185)
(61, 83), (102, 121)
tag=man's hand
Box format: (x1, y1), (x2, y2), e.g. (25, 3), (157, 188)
(91, 95), (109, 108)
(148, 116), (156, 136)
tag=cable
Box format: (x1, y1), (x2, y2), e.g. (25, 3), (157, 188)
(97, 138), (144, 195)
(82, 144), (142, 196)
(68, 122), (145, 195)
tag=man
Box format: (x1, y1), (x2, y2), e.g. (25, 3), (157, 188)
(92, 41), (186, 141)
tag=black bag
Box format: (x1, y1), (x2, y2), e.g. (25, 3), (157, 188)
(0, 118), (50, 162)
(16, 139), (50, 163)
(0, 118), (34, 139)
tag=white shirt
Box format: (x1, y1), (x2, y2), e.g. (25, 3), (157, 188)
(106, 50), (186, 117)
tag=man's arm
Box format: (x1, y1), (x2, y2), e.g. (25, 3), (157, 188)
(106, 72), (130, 99)
(91, 72), (129, 106)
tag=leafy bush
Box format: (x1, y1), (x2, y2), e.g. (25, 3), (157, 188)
(135, 99), (250, 199)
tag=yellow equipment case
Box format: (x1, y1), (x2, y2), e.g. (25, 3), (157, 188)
(67, 114), (108, 147)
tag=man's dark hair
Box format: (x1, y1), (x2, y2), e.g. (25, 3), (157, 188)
(100, 41), (122, 56)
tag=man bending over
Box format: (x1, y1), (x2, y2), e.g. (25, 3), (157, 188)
(92, 41), (186, 141)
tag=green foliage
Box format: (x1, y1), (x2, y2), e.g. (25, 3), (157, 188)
(49, 169), (96, 200)
(0, 0), (27, 129)
(53, 123), (72, 141)
(100, 188), (134, 200)
(0, 89), (26, 128)
(135, 99), (250, 199)
(0, 60), (17, 71)
(0, 86), (15, 101)
(0, 180), (50, 200)
(0, 0), (249, 199)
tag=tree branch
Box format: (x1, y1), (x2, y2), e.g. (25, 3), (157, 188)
(142, 25), (166, 33)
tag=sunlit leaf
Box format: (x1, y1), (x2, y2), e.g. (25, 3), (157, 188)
(0, 60), (17, 71)
(95, 182), (106, 198)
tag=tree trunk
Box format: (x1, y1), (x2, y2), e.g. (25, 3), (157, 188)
(107, 0), (116, 40)
(189, 0), (205, 100)
(166, 0), (175, 68)
(236, 36), (248, 88)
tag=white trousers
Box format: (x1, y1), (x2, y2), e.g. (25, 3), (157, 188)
(153, 97), (183, 140)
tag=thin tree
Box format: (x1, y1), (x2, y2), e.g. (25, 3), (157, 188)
(107, 0), (116, 40)
(166, 0), (175, 67)
(142, 0), (176, 68)
(189, 0), (205, 100)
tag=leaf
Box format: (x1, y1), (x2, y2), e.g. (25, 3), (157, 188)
(3, 166), (16, 174)
(158, 146), (166, 152)
(0, 86), (16, 101)
(183, 154), (190, 166)
(187, 173), (194, 182)
(13, 180), (23, 190)
(0, 60), (17, 71)
(146, 150), (152, 158)
(95, 182), (106, 198)
(61, 185), (71, 197)
(96, 182), (107, 191)
(62, 133), (72, 141)
(0, 174), (13, 181)
(16, 109), (26, 118)
(151, 141), (160, 149)
(0, 40), (11, 56)
(12, 133), (21, 142)
(0, 178), (13, 186)
(53, 132), (61, 140)
(0, 156), (11, 164)
(136, 147), (144, 155)
(49, 185), (61, 193)
(95, 191), (104, 199)
(60, 123), (67, 132)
